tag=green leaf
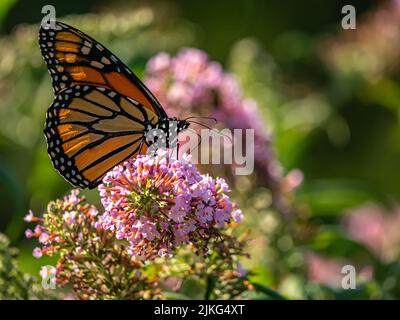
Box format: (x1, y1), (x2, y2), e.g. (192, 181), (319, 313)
(180, 277), (206, 300)
(307, 227), (378, 263)
(0, 0), (16, 29)
(204, 275), (217, 300)
(319, 283), (370, 300)
(297, 180), (379, 217)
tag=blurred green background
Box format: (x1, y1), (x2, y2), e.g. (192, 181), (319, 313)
(2, 0), (400, 299)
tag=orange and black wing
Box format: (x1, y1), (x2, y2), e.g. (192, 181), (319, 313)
(44, 85), (158, 188)
(39, 21), (168, 119)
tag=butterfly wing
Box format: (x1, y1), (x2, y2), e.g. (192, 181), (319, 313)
(44, 85), (158, 188)
(39, 21), (168, 119)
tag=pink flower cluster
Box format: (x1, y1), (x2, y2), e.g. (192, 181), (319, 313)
(342, 204), (400, 261)
(24, 190), (163, 299)
(306, 252), (373, 288)
(307, 203), (400, 287)
(321, 0), (400, 80)
(24, 189), (100, 260)
(99, 150), (243, 258)
(144, 48), (282, 189)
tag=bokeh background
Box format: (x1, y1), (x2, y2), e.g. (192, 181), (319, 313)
(2, 0), (400, 299)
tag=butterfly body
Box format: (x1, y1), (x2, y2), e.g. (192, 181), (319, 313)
(39, 21), (189, 188)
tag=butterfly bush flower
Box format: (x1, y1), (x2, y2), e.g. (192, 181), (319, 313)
(143, 48), (299, 219)
(144, 48), (283, 189)
(321, 0), (400, 80)
(99, 150), (243, 259)
(25, 190), (161, 300)
(24, 167), (250, 299)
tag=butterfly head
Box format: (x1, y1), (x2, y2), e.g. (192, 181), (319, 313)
(176, 118), (190, 133)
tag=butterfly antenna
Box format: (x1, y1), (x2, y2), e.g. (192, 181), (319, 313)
(187, 120), (213, 130)
(185, 116), (218, 124)
(187, 120), (233, 144)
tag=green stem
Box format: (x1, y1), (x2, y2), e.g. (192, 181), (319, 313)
(204, 275), (217, 300)
(249, 281), (287, 300)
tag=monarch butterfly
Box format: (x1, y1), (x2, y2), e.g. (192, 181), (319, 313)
(39, 21), (190, 189)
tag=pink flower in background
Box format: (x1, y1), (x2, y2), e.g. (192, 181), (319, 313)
(306, 253), (373, 287)
(99, 150), (243, 259)
(342, 205), (385, 256)
(307, 253), (344, 287)
(320, 0), (400, 80)
(145, 48), (283, 192)
(342, 204), (400, 260)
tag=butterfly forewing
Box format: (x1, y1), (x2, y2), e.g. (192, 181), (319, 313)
(39, 21), (167, 118)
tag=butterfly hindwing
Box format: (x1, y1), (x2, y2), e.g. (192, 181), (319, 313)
(44, 85), (157, 188)
(39, 21), (167, 119)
